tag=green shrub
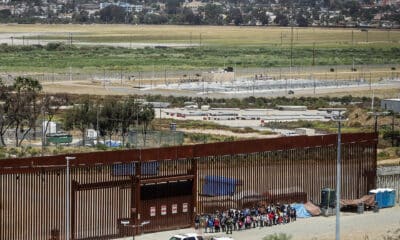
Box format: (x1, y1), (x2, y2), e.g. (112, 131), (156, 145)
(378, 151), (390, 159)
(263, 233), (292, 240)
(96, 144), (108, 151)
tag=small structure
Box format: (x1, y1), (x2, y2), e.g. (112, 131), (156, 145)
(295, 128), (316, 136)
(42, 121), (58, 135)
(381, 99), (400, 113)
(46, 133), (72, 145)
(87, 129), (98, 140)
(276, 105), (307, 111)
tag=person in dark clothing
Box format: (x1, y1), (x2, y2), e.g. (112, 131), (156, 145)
(226, 216), (233, 234)
(194, 214), (200, 229)
(293, 208), (297, 221)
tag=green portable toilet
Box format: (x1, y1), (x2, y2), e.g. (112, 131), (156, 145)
(321, 188), (336, 208)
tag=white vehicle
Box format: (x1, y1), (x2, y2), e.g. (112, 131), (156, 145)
(169, 233), (204, 240)
(211, 237), (234, 240)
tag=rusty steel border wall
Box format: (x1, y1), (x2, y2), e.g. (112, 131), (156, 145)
(0, 133), (377, 240)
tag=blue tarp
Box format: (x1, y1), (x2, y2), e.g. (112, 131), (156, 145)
(105, 140), (121, 147)
(112, 161), (159, 176)
(291, 203), (311, 218)
(202, 175), (238, 196)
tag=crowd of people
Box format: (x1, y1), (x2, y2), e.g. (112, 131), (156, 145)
(194, 204), (297, 234)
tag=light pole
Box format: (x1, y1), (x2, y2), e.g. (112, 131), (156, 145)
(65, 156), (76, 240)
(367, 111), (389, 133)
(320, 108), (346, 240)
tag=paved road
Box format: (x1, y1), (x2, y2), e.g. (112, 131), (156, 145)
(115, 205), (400, 240)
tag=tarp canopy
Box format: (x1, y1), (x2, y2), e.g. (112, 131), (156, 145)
(105, 140), (121, 147)
(291, 203), (312, 218)
(340, 194), (376, 207)
(202, 176), (239, 196)
(304, 201), (321, 216)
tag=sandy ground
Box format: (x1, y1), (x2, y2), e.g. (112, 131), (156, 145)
(180, 128), (279, 139)
(378, 158), (400, 166)
(41, 78), (400, 99)
(115, 206), (400, 240)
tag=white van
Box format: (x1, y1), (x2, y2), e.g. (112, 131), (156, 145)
(169, 233), (204, 240)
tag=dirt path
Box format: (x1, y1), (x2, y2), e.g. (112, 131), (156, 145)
(118, 206), (400, 240)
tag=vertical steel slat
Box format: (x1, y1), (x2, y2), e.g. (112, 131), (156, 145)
(0, 134), (378, 240)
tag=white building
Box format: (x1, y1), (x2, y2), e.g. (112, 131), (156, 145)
(100, 2), (142, 13)
(381, 99), (400, 113)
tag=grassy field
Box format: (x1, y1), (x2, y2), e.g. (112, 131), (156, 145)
(0, 24), (400, 73)
(2, 24), (400, 46)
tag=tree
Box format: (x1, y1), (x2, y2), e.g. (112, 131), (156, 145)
(72, 10), (89, 23)
(120, 97), (139, 146)
(182, 8), (202, 24)
(64, 97), (95, 146)
(228, 8), (243, 26)
(98, 97), (121, 145)
(166, 0), (182, 15)
(204, 4), (224, 25)
(0, 9), (11, 21)
(143, 13), (168, 24)
(252, 7), (269, 25)
(0, 78), (12, 146)
(296, 14), (308, 27)
(138, 104), (155, 147)
(99, 5), (126, 23)
(275, 12), (289, 26)
(8, 77), (42, 147)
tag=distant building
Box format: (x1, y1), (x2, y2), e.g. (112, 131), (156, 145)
(182, 0), (206, 14)
(381, 99), (400, 113)
(100, 2), (142, 13)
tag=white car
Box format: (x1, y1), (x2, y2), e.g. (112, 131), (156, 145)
(211, 237), (234, 240)
(169, 233), (204, 240)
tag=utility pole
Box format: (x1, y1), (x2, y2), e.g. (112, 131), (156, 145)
(199, 33), (202, 47)
(319, 108), (347, 240)
(351, 30), (354, 45)
(391, 111), (395, 147)
(69, 32), (72, 46)
(312, 42), (316, 66)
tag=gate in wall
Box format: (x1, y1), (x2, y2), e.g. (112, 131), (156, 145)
(0, 133), (377, 240)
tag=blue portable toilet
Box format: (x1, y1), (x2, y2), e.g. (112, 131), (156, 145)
(382, 190), (390, 207)
(370, 189), (384, 208)
(387, 189), (396, 207)
(370, 188), (396, 208)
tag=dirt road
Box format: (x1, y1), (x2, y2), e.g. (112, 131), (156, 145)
(116, 206), (400, 240)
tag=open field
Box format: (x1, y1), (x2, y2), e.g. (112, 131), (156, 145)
(0, 25), (400, 73)
(1, 24), (399, 98)
(1, 24), (400, 46)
